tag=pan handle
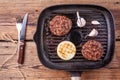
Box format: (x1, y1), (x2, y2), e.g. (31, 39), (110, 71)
(70, 71), (82, 80)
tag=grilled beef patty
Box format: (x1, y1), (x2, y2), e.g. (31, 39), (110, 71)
(81, 40), (104, 60)
(49, 15), (72, 36)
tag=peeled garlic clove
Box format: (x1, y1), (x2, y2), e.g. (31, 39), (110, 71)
(88, 29), (98, 37)
(76, 11), (86, 27)
(91, 20), (100, 25)
(77, 18), (86, 27)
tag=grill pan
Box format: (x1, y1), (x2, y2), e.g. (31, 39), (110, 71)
(34, 4), (115, 80)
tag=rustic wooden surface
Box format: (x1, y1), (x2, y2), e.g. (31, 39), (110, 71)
(0, 0), (120, 80)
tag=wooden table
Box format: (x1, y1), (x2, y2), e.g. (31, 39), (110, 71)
(0, 0), (120, 80)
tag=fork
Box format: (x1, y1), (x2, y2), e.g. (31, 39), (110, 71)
(16, 18), (23, 49)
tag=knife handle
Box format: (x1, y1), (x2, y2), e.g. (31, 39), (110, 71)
(18, 41), (25, 64)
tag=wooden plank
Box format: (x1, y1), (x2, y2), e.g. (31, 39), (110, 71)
(82, 68), (120, 80)
(0, 66), (120, 80)
(0, 41), (120, 67)
(0, 0), (119, 7)
(0, 68), (120, 80)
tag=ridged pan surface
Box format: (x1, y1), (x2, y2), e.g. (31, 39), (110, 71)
(34, 4), (115, 71)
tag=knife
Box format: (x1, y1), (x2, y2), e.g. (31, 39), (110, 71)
(18, 13), (28, 64)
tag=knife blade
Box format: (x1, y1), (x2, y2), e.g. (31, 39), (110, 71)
(18, 13), (28, 64)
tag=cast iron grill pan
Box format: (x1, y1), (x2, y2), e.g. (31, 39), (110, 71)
(34, 4), (115, 80)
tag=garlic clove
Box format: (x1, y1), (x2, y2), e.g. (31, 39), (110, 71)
(91, 20), (100, 25)
(76, 11), (86, 27)
(88, 29), (98, 37)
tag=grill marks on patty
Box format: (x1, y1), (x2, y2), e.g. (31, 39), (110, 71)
(50, 15), (72, 36)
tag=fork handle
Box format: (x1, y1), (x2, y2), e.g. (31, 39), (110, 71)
(18, 41), (25, 64)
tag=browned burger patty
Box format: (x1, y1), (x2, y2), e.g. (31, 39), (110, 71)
(81, 40), (104, 60)
(49, 15), (72, 36)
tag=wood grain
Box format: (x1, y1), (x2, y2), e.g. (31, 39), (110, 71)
(0, 0), (120, 80)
